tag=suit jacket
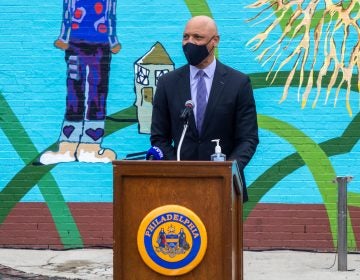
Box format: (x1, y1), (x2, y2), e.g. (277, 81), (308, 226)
(150, 60), (259, 201)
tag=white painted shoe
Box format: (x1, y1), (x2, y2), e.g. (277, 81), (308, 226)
(39, 142), (77, 165)
(76, 143), (116, 163)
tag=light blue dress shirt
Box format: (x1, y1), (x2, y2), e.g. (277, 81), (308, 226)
(189, 58), (216, 126)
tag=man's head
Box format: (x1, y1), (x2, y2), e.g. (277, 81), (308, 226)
(182, 16), (220, 68)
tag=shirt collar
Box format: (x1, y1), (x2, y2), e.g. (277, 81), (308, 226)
(190, 58), (216, 79)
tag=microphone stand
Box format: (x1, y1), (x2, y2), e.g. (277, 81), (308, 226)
(177, 100), (194, 161)
(177, 120), (189, 161)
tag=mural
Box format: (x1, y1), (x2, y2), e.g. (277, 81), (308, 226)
(0, 0), (359, 251)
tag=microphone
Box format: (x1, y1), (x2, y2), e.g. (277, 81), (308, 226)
(146, 146), (164, 160)
(180, 100), (195, 123)
(177, 100), (194, 161)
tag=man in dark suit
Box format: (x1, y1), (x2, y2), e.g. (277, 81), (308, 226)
(150, 15), (259, 201)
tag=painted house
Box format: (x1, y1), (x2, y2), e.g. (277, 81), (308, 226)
(134, 42), (175, 134)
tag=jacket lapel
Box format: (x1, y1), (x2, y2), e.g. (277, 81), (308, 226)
(176, 65), (197, 131)
(176, 65), (191, 107)
(201, 61), (227, 134)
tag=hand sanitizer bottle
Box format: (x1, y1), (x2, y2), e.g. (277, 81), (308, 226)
(210, 139), (226, 161)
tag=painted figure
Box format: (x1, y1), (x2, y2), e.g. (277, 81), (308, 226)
(40, 0), (121, 164)
(157, 228), (166, 248)
(178, 228), (187, 249)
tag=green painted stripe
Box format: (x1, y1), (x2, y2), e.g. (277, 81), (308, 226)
(244, 111), (360, 218)
(0, 93), (83, 248)
(104, 106), (137, 136)
(184, 0), (211, 17)
(249, 70), (358, 92)
(349, 192), (360, 207)
(0, 100), (136, 236)
(255, 114), (357, 248)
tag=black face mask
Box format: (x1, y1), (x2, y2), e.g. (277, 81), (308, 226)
(182, 37), (214, 66)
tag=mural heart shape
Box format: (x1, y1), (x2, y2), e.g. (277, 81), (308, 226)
(63, 125), (75, 138)
(85, 128), (104, 141)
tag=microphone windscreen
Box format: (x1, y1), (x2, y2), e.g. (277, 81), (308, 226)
(146, 146), (164, 160)
(185, 100), (195, 109)
(180, 100), (195, 121)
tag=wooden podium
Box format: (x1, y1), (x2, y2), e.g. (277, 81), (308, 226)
(113, 160), (243, 279)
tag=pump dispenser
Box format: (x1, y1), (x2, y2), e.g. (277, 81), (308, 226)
(210, 139), (226, 161)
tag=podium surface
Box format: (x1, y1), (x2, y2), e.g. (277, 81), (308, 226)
(113, 160), (243, 279)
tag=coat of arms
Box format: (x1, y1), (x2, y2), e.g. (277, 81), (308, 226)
(155, 224), (190, 257)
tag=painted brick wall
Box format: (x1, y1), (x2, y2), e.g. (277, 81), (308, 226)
(0, 0), (359, 252)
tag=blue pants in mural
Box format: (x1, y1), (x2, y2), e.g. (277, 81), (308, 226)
(39, 41), (116, 165)
(65, 41), (110, 123)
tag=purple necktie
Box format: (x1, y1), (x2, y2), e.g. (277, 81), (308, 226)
(196, 70), (207, 134)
